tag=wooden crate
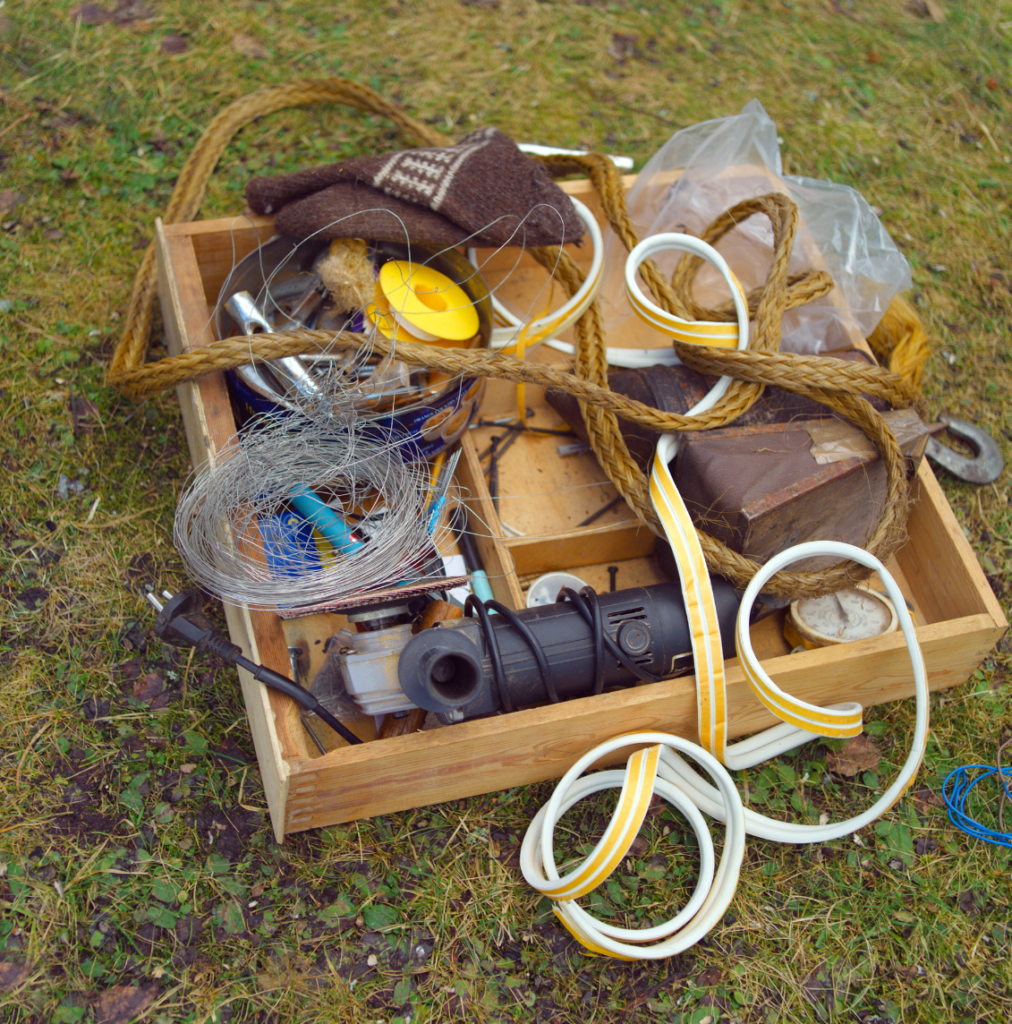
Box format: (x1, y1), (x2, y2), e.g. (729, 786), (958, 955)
(155, 178), (1007, 842)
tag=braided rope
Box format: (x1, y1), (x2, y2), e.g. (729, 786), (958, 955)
(107, 78), (926, 598)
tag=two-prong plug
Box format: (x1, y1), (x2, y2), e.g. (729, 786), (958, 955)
(148, 589), (242, 662)
(145, 588), (362, 746)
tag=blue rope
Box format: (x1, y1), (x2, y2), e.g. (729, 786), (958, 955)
(942, 761), (1012, 849)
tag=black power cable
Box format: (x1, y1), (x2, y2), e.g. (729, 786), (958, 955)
(460, 585), (664, 711)
(148, 589), (362, 746)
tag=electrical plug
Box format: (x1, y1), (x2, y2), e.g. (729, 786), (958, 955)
(145, 588), (362, 746)
(149, 588), (242, 661)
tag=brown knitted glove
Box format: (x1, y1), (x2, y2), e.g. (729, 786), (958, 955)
(246, 128), (585, 248)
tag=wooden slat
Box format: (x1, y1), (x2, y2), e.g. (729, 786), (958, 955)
(457, 432), (525, 609)
(281, 613), (1004, 829)
(900, 460), (1006, 628)
(155, 222), (319, 821)
(504, 524), (655, 577)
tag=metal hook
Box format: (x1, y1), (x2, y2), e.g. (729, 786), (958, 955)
(925, 417), (1004, 485)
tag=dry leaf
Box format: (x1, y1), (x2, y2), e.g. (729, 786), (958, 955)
(113, 2), (154, 26)
(95, 982), (158, 1024)
(0, 191), (25, 217)
(912, 786), (944, 815)
(132, 671), (168, 708)
(907, 0), (946, 21)
(69, 3), (112, 24)
(43, 228), (66, 241)
(160, 34), (189, 54)
(925, 0), (946, 21)
(0, 961), (30, 991)
(825, 734), (881, 777)
(70, 394), (99, 430)
(608, 32), (639, 63)
(232, 32), (267, 59)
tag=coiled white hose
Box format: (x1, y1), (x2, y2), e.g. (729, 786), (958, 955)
(519, 232), (929, 959)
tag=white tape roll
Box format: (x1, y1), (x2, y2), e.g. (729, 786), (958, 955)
(520, 733), (745, 960)
(468, 196), (604, 354)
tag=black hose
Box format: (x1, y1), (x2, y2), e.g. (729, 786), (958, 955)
(464, 594), (513, 713)
(486, 600), (561, 703)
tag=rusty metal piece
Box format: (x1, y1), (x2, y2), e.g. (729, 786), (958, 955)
(289, 645), (327, 755)
(925, 417), (1004, 485)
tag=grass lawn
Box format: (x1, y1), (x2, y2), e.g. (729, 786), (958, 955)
(1, 1), (1010, 1022)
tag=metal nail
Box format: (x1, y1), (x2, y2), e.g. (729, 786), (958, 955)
(483, 429), (521, 474)
(577, 494), (623, 528)
(488, 436), (500, 517)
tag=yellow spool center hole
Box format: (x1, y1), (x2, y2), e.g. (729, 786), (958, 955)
(413, 286), (447, 312)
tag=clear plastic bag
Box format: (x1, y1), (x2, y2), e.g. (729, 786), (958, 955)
(599, 100), (912, 355)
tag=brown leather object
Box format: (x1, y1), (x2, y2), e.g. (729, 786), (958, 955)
(247, 128), (585, 249)
(546, 349), (883, 471)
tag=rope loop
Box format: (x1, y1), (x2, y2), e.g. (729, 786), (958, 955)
(106, 78), (926, 598)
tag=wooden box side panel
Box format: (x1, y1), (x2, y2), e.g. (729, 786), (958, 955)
(155, 189), (1008, 838)
(163, 215), (276, 309)
(156, 219), (318, 838)
(505, 526), (655, 578)
(458, 432), (525, 609)
(283, 614), (1003, 829)
(901, 461), (1006, 628)
(222, 602), (292, 842)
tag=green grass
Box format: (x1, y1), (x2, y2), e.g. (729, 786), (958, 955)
(1, 1), (1011, 1021)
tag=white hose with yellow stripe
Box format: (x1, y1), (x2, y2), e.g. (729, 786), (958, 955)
(467, 197), (604, 354)
(519, 734), (746, 960)
(624, 233), (752, 413)
(667, 537), (929, 844)
(518, 233), (930, 960)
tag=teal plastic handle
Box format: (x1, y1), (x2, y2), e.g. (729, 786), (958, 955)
(288, 484), (365, 556)
(469, 570), (495, 604)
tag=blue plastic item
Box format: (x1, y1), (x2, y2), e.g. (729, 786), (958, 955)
(288, 484), (365, 556)
(942, 763), (1012, 849)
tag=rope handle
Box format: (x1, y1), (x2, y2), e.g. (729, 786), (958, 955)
(106, 77), (927, 599)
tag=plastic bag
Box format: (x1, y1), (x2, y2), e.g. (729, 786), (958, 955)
(599, 100), (912, 355)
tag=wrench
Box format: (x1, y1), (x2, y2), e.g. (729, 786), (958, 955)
(925, 416), (1004, 485)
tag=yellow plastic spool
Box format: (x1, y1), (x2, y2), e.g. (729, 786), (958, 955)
(366, 286), (430, 344)
(367, 285), (475, 351)
(378, 260), (479, 342)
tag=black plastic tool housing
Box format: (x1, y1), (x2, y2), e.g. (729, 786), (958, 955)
(397, 580), (739, 720)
